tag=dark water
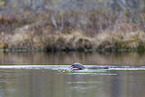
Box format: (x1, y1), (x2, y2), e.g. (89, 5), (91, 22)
(0, 52), (145, 97)
(0, 52), (145, 65)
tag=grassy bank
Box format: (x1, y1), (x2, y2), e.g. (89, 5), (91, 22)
(0, 9), (145, 52)
(1, 30), (145, 52)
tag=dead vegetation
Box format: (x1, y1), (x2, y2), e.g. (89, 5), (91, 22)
(0, 8), (144, 52)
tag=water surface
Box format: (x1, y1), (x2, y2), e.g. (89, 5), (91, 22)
(0, 52), (145, 97)
(0, 52), (145, 65)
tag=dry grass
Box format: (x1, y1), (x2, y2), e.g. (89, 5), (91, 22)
(8, 26), (94, 51)
(0, 9), (145, 51)
(8, 26), (145, 52)
(95, 30), (145, 51)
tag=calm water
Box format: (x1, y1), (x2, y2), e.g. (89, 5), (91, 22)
(0, 52), (145, 97)
(0, 52), (145, 65)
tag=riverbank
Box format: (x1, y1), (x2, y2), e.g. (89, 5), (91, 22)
(0, 9), (144, 52)
(0, 30), (145, 52)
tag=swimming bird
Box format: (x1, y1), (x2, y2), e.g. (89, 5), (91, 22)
(71, 63), (109, 70)
(71, 63), (85, 70)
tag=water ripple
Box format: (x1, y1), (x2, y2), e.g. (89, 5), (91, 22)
(0, 65), (145, 72)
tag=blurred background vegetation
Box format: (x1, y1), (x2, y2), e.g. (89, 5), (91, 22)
(0, 0), (145, 51)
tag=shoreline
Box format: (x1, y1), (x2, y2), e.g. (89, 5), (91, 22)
(0, 9), (144, 51)
(1, 30), (145, 52)
(0, 47), (145, 52)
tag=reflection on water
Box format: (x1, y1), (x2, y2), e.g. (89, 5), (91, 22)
(0, 52), (145, 65)
(0, 52), (145, 97)
(0, 68), (145, 97)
